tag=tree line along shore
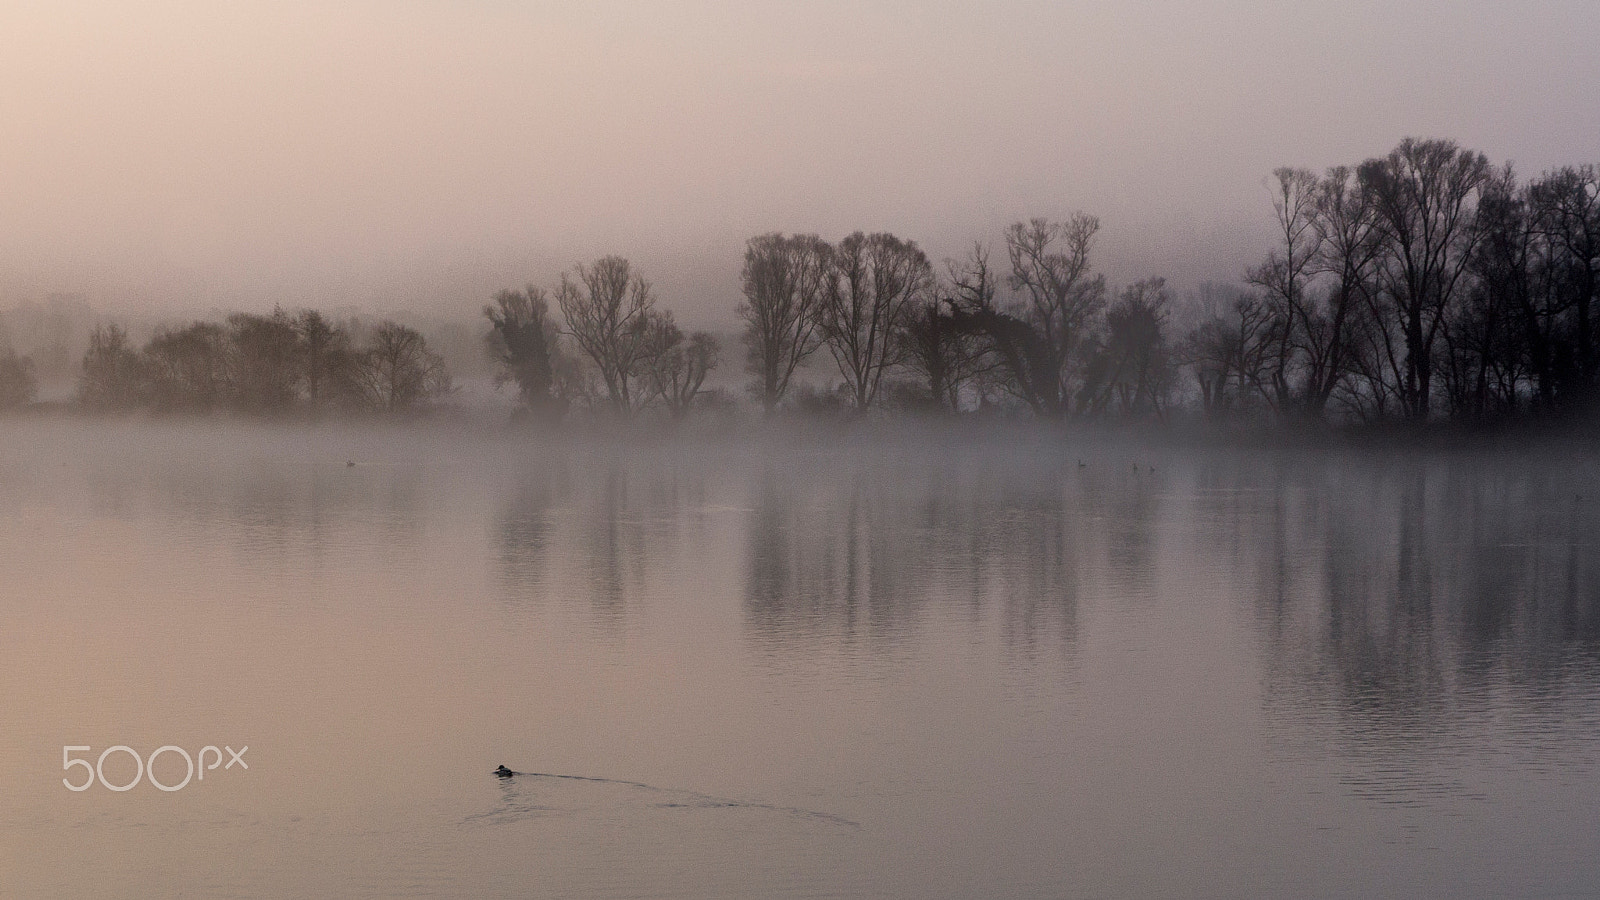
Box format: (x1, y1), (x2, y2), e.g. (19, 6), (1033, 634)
(0, 138), (1595, 430)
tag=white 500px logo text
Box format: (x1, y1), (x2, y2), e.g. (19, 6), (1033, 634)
(63, 745), (248, 792)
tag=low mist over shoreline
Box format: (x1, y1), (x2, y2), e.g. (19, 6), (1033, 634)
(4, 138), (1597, 433)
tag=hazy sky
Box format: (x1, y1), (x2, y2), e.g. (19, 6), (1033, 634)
(2, 0), (1596, 325)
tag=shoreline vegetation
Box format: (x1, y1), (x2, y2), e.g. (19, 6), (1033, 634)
(1, 138), (1596, 442)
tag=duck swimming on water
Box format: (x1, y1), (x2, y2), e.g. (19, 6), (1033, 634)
(494, 765), (515, 778)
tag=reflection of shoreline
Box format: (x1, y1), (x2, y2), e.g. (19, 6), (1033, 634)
(741, 456), (1094, 657)
(483, 443), (1103, 655)
(36, 415), (1600, 728)
(1233, 458), (1600, 778)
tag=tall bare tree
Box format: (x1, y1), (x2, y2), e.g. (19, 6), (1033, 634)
(640, 312), (719, 419)
(228, 309), (302, 413)
(1180, 313), (1242, 419)
(817, 232), (932, 413)
(294, 309), (355, 409)
(1246, 168), (1322, 416)
(899, 299), (976, 414)
(738, 233), (830, 413)
(557, 255), (655, 414)
(1177, 286), (1278, 420)
(1530, 164), (1600, 397)
(896, 245), (996, 413)
(485, 286), (564, 421)
(1358, 138), (1492, 420)
(353, 321), (451, 413)
(976, 215), (1107, 415)
(947, 241), (1063, 416)
(1440, 165), (1536, 417)
(78, 324), (146, 410)
(144, 321), (230, 412)
(1306, 166), (1382, 418)
(1084, 278), (1171, 418)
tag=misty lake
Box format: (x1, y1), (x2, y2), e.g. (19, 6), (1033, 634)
(4, 419), (1600, 898)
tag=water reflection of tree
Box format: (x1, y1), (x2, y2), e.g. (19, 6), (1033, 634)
(1078, 466), (1160, 602)
(744, 469), (899, 650)
(583, 467), (644, 627)
(494, 454), (708, 626)
(494, 470), (561, 602)
(742, 456), (1084, 657)
(984, 473), (1085, 656)
(1244, 455), (1600, 756)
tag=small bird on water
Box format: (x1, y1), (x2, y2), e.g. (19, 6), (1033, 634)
(494, 765), (515, 778)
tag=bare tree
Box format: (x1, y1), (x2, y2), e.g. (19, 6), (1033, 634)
(952, 215), (1109, 416)
(144, 322), (230, 412)
(640, 312), (719, 419)
(897, 247), (997, 413)
(1084, 278), (1172, 418)
(1358, 138), (1492, 420)
(899, 298), (973, 414)
(1176, 286), (1279, 421)
(1180, 314), (1242, 419)
(556, 255), (655, 414)
(1306, 166), (1383, 418)
(353, 321), (452, 413)
(816, 232), (932, 413)
(228, 309), (302, 413)
(1530, 164), (1600, 398)
(1246, 168), (1322, 416)
(1235, 166), (1384, 421)
(78, 324), (146, 410)
(738, 233), (830, 413)
(294, 309), (355, 409)
(947, 241), (1063, 416)
(1439, 165), (1536, 418)
(485, 286), (564, 421)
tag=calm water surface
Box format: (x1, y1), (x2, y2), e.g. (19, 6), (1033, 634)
(3, 420), (1599, 898)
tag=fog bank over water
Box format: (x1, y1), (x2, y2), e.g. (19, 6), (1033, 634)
(3, 1), (1597, 317)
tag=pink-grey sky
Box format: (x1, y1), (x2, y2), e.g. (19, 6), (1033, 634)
(2, 0), (1596, 326)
